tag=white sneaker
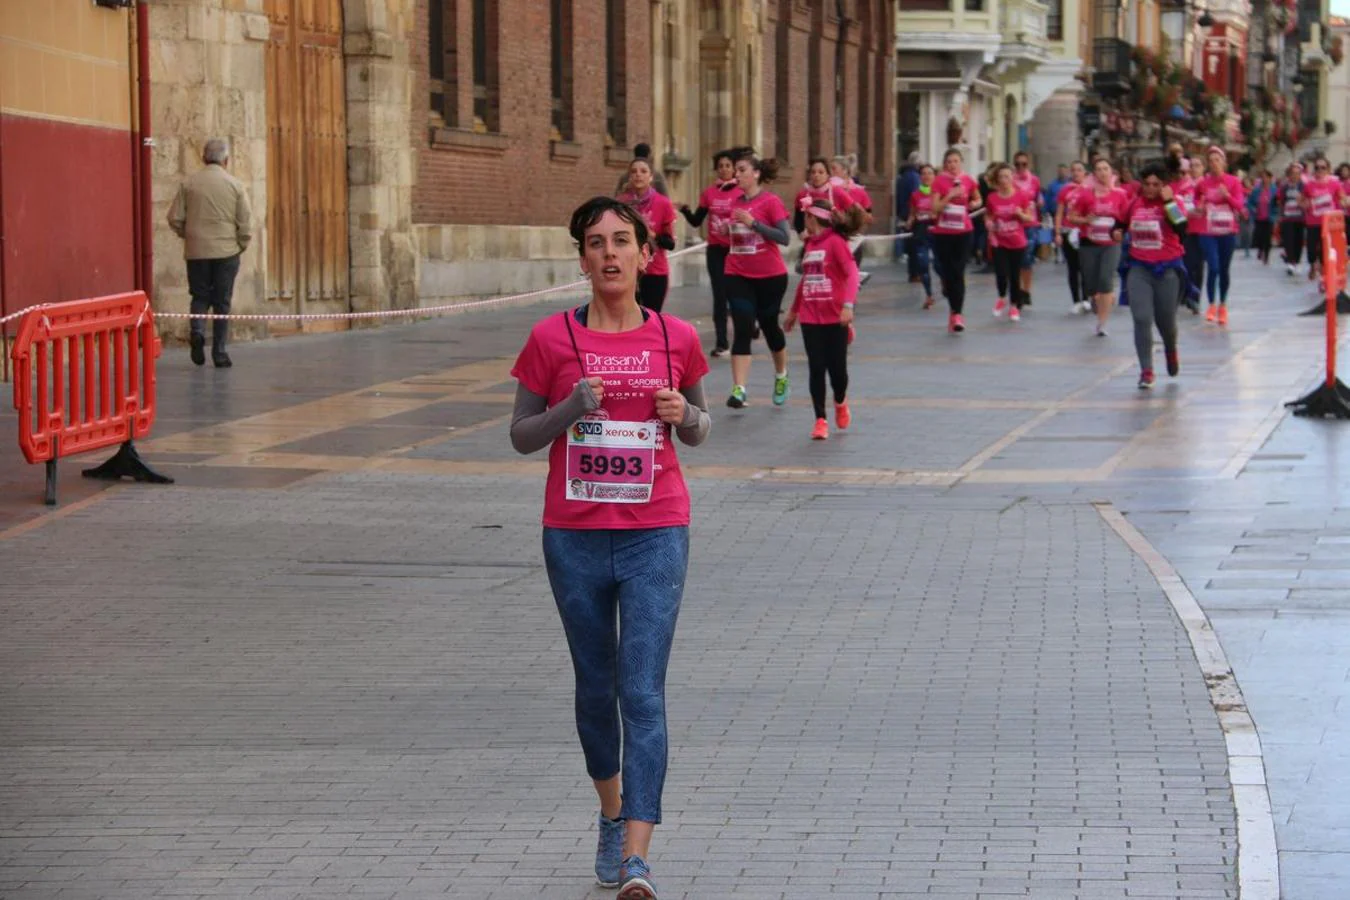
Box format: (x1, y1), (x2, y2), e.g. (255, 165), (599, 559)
(1286, 264), (1297, 276)
(1075, 300), (1091, 315)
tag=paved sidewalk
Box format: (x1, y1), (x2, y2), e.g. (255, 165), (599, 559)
(2, 250), (1343, 898)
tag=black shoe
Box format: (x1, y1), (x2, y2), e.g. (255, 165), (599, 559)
(213, 353), (233, 369)
(189, 334), (206, 366)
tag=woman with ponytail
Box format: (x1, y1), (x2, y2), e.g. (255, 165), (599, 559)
(680, 149), (740, 355)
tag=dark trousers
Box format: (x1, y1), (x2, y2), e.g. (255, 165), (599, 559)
(1307, 226), (1324, 267)
(1253, 220), (1274, 262)
(930, 232), (973, 314)
(993, 246), (1028, 308)
(638, 274), (669, 313)
(1062, 240), (1083, 307)
(1281, 221), (1306, 265)
(800, 322), (850, 420)
(727, 273), (788, 356)
(187, 254), (241, 359)
(706, 245), (730, 349)
(1182, 235), (1205, 304)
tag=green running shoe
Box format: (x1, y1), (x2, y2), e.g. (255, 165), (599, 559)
(773, 372), (790, 406)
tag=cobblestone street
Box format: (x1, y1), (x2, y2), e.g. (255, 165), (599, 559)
(2, 253), (1346, 898)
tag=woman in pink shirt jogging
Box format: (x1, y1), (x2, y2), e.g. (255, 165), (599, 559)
(1068, 158), (1129, 336)
(1302, 158), (1346, 289)
(1122, 160), (1190, 389)
(724, 154), (793, 409)
(784, 196), (862, 441)
(679, 149), (740, 355)
(930, 148), (983, 332)
(509, 196), (711, 900)
(1191, 146), (1245, 325)
(986, 163), (1037, 321)
(618, 158), (678, 313)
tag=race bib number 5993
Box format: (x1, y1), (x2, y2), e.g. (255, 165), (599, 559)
(566, 418), (658, 504)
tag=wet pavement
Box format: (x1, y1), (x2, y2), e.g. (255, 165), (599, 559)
(0, 249), (1345, 898)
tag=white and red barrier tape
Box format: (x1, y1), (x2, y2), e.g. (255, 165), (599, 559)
(0, 227), (952, 326)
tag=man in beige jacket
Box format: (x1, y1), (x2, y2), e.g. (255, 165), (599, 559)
(168, 139), (252, 368)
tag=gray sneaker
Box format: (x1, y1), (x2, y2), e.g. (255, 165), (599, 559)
(595, 815), (625, 887)
(618, 855), (656, 899)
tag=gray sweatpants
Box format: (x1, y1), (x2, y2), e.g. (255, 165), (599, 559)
(1125, 266), (1181, 373)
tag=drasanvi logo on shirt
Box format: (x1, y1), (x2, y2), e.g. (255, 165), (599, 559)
(584, 350), (651, 375)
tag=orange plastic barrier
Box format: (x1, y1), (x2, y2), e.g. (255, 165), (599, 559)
(1323, 213), (1347, 390)
(10, 291), (173, 504)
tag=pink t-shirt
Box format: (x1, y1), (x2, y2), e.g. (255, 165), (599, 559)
(724, 190), (789, 279)
(910, 189), (936, 224)
(930, 173), (980, 235)
(1257, 186), (1272, 220)
(698, 180), (739, 247)
(1191, 174), (1244, 236)
(790, 229), (861, 325)
(1071, 187), (1129, 245)
(618, 189), (678, 276)
(1303, 176), (1344, 227)
(1125, 196), (1184, 263)
(1056, 182), (1082, 230)
(985, 189), (1032, 250)
(796, 182), (857, 218)
(511, 309), (710, 530)
(850, 183), (873, 212)
(1013, 171), (1042, 218)
(1172, 177), (1197, 219)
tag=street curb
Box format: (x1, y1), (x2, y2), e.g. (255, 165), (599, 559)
(1095, 502), (1280, 900)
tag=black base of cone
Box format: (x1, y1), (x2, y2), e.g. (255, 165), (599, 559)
(1286, 378), (1350, 418)
(81, 441), (175, 484)
(1299, 292), (1350, 316)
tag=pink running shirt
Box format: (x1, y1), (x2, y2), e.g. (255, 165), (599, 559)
(930, 173), (980, 235)
(1071, 187), (1129, 245)
(1303, 176), (1344, 227)
(985, 190), (1032, 250)
(1125, 196), (1184, 263)
(697, 180), (739, 247)
(511, 310), (710, 530)
(790, 229), (860, 325)
(1191, 174), (1244, 236)
(724, 190), (790, 279)
(618, 189), (678, 276)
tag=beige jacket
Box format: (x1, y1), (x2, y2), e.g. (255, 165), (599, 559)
(168, 164), (253, 260)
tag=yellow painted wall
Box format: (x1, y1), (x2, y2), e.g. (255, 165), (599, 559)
(0, 0), (132, 130)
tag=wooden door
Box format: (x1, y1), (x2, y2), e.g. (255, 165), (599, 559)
(264, 0), (349, 318)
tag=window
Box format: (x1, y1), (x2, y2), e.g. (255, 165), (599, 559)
(551, 0), (573, 140)
(429, 0), (459, 127)
(472, 0), (499, 132)
(606, 0), (627, 145)
(902, 0), (950, 11)
(1047, 0), (1063, 40)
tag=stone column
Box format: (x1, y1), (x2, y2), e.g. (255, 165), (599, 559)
(149, 0), (271, 339)
(344, 0), (416, 315)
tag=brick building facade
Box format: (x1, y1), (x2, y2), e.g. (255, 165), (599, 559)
(413, 0), (896, 307)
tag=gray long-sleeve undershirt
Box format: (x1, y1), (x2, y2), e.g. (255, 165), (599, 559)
(509, 380), (711, 456)
(754, 218), (792, 246)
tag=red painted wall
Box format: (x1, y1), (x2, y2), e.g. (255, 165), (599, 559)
(0, 114), (135, 319)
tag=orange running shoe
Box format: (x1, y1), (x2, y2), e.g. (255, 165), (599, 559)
(1205, 304), (1217, 323)
(811, 418), (829, 440)
(1217, 305), (1228, 327)
(835, 402), (851, 431)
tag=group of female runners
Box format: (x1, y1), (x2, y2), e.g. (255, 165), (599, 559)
(1275, 157), (1350, 287)
(507, 139), (1316, 898)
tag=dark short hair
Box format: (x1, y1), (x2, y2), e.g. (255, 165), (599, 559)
(807, 156), (830, 175)
(737, 154), (782, 184)
(568, 196), (650, 256)
(633, 142), (652, 159)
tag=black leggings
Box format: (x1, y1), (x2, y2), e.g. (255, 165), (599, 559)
(993, 247), (1028, 308)
(800, 323), (849, 419)
(706, 245), (730, 349)
(1062, 240), (1083, 306)
(638, 274), (669, 312)
(1183, 234), (1205, 301)
(930, 232), (973, 314)
(726, 273), (788, 356)
(1281, 221), (1305, 266)
(1307, 226), (1324, 267)
(1253, 220), (1274, 262)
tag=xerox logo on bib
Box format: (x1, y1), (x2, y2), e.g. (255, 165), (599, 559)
(585, 350), (651, 375)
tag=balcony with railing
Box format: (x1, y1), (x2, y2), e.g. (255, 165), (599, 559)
(1000, 0), (1050, 62)
(896, 0), (999, 38)
(1092, 37), (1133, 97)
